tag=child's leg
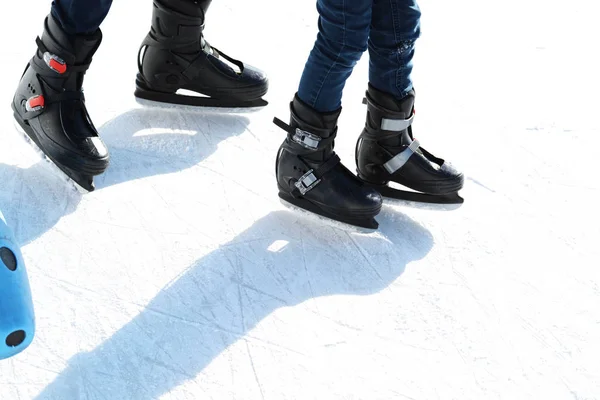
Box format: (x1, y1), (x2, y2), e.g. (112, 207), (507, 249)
(368, 0), (420, 100)
(51, 0), (113, 34)
(354, 0), (464, 203)
(272, 0), (383, 228)
(297, 0), (373, 113)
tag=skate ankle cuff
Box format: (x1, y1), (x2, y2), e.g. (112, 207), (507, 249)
(381, 113), (414, 131)
(291, 128), (321, 150)
(362, 95), (415, 136)
(146, 0), (204, 45)
(33, 37), (90, 76)
(273, 117), (336, 151)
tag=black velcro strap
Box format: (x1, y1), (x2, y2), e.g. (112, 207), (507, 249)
(290, 154), (340, 197)
(316, 154), (341, 176)
(273, 117), (293, 134)
(34, 37), (91, 74)
(181, 53), (207, 81)
(35, 37), (50, 55)
(47, 91), (84, 103)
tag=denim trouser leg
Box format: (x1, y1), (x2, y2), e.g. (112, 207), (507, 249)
(369, 0), (421, 100)
(51, 0), (113, 34)
(297, 0), (421, 112)
(297, 0), (373, 113)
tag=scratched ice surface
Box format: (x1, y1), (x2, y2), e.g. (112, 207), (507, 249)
(0, 0), (599, 398)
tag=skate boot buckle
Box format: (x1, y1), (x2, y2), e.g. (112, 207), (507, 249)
(25, 95), (45, 112)
(292, 128), (321, 150)
(43, 52), (67, 74)
(294, 169), (321, 195)
(383, 139), (420, 174)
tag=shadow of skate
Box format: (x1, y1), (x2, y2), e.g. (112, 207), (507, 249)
(0, 106), (249, 245)
(0, 161), (82, 247)
(95, 106), (250, 189)
(33, 209), (433, 399)
(382, 196), (464, 211)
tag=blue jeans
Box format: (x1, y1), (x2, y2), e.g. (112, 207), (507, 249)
(298, 0), (421, 112)
(51, 0), (113, 34)
(49, 0), (208, 35)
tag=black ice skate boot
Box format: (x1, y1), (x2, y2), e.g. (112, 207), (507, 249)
(12, 14), (109, 192)
(273, 95), (383, 229)
(355, 84), (464, 204)
(135, 0), (268, 108)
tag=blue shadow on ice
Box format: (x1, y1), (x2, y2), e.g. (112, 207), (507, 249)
(0, 107), (248, 363)
(94, 107), (250, 189)
(0, 107), (249, 247)
(34, 209), (433, 399)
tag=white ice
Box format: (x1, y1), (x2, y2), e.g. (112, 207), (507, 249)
(1, 0), (599, 398)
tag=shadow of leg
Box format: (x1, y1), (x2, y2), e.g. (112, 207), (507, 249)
(95, 107), (251, 189)
(34, 209), (433, 399)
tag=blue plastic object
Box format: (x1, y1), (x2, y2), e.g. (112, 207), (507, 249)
(0, 210), (35, 360)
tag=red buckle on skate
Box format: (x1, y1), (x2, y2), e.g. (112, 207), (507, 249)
(43, 52), (67, 74)
(25, 95), (45, 112)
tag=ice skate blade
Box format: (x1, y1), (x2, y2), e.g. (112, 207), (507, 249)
(134, 82), (268, 112)
(363, 182), (463, 210)
(278, 195), (379, 232)
(13, 120), (92, 194)
(134, 97), (266, 115)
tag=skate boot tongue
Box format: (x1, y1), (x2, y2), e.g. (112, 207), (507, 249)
(290, 95), (340, 162)
(366, 84), (415, 147)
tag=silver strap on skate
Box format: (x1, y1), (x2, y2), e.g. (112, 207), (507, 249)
(292, 128), (321, 150)
(380, 114), (414, 131)
(294, 169), (321, 195)
(383, 139), (421, 174)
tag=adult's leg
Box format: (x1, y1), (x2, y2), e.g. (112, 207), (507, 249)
(51, 0), (113, 34)
(272, 0), (383, 229)
(355, 0), (464, 203)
